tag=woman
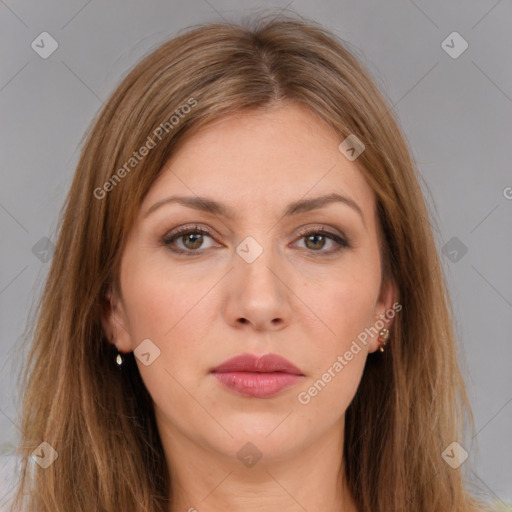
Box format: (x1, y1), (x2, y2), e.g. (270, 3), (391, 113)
(12, 12), (491, 512)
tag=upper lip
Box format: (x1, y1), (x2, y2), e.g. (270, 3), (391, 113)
(211, 353), (304, 375)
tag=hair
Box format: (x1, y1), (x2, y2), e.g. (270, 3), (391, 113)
(11, 11), (491, 512)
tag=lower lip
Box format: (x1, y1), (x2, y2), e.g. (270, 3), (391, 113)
(211, 371), (303, 398)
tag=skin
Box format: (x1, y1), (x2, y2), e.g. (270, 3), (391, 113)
(102, 101), (396, 512)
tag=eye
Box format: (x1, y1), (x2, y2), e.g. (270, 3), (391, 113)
(162, 225), (350, 256)
(293, 227), (350, 254)
(162, 225), (218, 256)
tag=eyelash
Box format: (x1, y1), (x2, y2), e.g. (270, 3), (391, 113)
(161, 224), (350, 257)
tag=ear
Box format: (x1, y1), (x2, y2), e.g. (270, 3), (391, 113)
(100, 285), (131, 353)
(368, 277), (399, 353)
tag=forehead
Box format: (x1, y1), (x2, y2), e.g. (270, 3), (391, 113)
(141, 103), (376, 221)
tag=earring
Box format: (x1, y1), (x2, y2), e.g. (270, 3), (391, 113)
(378, 328), (390, 352)
(113, 341), (124, 367)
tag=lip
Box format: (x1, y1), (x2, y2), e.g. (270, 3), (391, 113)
(210, 353), (304, 398)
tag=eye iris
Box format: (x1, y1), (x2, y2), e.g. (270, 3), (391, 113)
(305, 234), (326, 250)
(183, 233), (203, 249)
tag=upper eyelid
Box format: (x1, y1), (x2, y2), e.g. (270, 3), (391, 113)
(163, 224), (346, 241)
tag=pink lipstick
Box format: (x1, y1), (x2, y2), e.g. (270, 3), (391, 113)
(210, 353), (304, 398)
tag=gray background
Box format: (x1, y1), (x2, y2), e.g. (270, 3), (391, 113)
(1, 0), (511, 509)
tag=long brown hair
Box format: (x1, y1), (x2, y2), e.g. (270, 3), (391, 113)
(12, 12), (489, 511)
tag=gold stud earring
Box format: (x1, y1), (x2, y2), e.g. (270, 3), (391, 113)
(378, 328), (390, 352)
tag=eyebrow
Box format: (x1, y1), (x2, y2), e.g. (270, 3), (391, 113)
(144, 192), (365, 225)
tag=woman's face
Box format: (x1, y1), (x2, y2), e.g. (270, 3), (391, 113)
(103, 102), (396, 467)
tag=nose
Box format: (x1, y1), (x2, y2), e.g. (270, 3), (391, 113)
(224, 247), (293, 332)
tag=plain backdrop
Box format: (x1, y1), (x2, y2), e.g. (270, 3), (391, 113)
(1, 0), (511, 509)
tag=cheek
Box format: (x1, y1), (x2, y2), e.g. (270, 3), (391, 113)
(121, 252), (213, 344)
(313, 284), (375, 362)
(119, 254), (224, 409)
(295, 298), (373, 419)
(336, 281), (378, 346)
(297, 265), (379, 409)
(306, 266), (380, 348)
(121, 259), (214, 416)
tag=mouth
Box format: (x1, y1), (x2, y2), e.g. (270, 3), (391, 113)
(210, 353), (304, 399)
